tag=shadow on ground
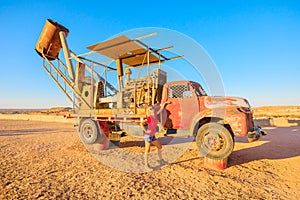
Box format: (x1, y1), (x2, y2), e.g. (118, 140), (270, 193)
(230, 126), (300, 166)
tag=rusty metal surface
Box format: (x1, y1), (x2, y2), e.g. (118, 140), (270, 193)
(160, 80), (254, 136)
(35, 19), (69, 60)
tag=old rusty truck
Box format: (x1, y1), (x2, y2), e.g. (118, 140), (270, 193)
(35, 19), (265, 160)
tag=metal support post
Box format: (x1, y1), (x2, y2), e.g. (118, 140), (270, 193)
(59, 31), (75, 82)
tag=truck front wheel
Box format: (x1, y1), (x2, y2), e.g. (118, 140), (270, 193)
(79, 119), (104, 144)
(196, 122), (234, 160)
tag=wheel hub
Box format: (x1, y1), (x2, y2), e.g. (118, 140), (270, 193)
(84, 125), (93, 138)
(204, 133), (224, 151)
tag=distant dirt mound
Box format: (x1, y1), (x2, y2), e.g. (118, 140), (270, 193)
(253, 106), (300, 119)
(41, 107), (72, 115)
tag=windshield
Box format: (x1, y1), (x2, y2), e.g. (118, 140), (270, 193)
(191, 82), (207, 96)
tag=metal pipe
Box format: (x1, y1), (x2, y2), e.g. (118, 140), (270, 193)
(152, 77), (155, 105)
(59, 31), (75, 82)
(77, 56), (116, 71)
(147, 49), (150, 105)
(77, 51), (95, 57)
(156, 46), (174, 52)
(116, 58), (123, 91)
(134, 83), (137, 114)
(135, 32), (157, 41)
(167, 55), (185, 60)
(104, 68), (107, 96)
(91, 64), (94, 109)
(135, 40), (169, 61)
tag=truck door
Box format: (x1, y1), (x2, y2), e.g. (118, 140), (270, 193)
(164, 83), (199, 129)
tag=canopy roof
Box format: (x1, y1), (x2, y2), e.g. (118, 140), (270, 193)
(87, 35), (181, 67)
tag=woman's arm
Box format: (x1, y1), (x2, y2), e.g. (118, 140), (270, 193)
(156, 101), (171, 114)
(140, 119), (149, 133)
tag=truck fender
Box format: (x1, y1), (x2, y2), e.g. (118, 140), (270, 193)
(190, 112), (230, 137)
(190, 112), (210, 136)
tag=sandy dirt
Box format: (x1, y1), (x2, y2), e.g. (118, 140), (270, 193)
(0, 119), (300, 199)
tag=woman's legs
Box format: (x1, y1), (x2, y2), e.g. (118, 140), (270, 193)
(144, 142), (151, 167)
(144, 138), (167, 169)
(151, 140), (162, 160)
(152, 140), (167, 166)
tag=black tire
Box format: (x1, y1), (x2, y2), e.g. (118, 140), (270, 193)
(196, 122), (234, 160)
(79, 119), (104, 144)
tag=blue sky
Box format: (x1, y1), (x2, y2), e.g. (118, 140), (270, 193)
(0, 0), (299, 108)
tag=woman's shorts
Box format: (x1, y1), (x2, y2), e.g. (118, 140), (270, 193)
(144, 135), (157, 143)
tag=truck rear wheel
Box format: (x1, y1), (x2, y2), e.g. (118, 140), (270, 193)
(79, 119), (104, 144)
(196, 122), (234, 160)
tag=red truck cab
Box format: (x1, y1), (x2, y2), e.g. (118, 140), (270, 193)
(160, 80), (264, 160)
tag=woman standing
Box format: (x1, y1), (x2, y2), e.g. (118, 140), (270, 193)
(140, 102), (170, 170)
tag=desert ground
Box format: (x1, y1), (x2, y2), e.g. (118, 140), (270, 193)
(0, 116), (299, 199)
(252, 106), (300, 119)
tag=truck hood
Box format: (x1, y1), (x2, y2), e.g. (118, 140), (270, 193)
(203, 96), (251, 109)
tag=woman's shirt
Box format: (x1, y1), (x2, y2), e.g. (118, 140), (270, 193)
(145, 116), (158, 136)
